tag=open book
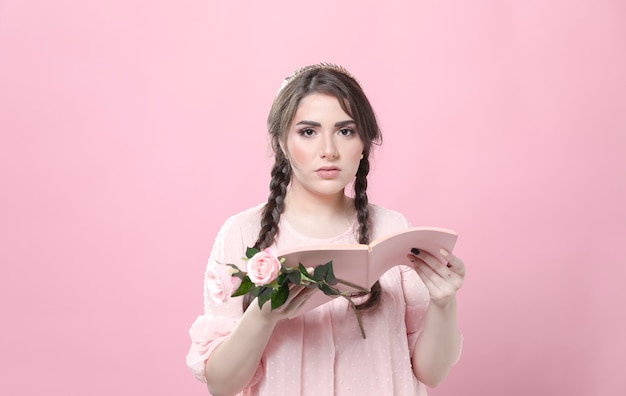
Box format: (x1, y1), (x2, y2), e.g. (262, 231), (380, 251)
(278, 226), (458, 312)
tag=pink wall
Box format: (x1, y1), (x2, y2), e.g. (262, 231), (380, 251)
(1, 1), (624, 395)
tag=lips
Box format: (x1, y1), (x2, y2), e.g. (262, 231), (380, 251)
(316, 166), (341, 179)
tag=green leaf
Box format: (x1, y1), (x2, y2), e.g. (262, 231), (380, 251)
(314, 262), (332, 282)
(286, 270), (301, 285)
(231, 277), (254, 297)
(319, 283), (341, 296)
(281, 265), (297, 275)
(298, 263), (309, 275)
(250, 286), (263, 297)
(271, 284), (289, 310)
(257, 287), (272, 308)
(324, 261), (337, 285)
(298, 263), (315, 282)
(246, 247), (260, 259)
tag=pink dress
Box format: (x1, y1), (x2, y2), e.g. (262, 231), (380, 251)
(186, 203), (447, 395)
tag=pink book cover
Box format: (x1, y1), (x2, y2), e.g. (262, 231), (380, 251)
(278, 227), (458, 312)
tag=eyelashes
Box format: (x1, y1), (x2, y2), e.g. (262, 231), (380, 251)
(298, 128), (316, 137)
(338, 128), (355, 136)
(296, 128), (356, 137)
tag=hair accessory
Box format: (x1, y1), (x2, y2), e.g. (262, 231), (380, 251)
(277, 63), (358, 94)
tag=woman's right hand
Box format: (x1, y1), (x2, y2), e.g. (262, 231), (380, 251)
(251, 274), (319, 324)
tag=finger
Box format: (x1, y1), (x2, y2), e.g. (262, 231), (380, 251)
(282, 286), (316, 317)
(412, 257), (448, 285)
(413, 259), (464, 302)
(412, 260), (445, 295)
(408, 250), (449, 277)
(440, 249), (466, 277)
(410, 253), (464, 290)
(287, 284), (314, 301)
(292, 287), (316, 309)
(414, 267), (461, 304)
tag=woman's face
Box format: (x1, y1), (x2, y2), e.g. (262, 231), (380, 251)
(284, 93), (364, 199)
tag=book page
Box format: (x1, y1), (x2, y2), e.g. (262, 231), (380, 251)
(278, 227), (458, 313)
(368, 227), (458, 285)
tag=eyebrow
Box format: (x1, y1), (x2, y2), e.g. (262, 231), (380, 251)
(295, 120), (356, 127)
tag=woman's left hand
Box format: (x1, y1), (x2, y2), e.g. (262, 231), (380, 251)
(407, 249), (466, 307)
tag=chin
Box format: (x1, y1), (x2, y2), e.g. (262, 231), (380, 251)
(312, 185), (349, 197)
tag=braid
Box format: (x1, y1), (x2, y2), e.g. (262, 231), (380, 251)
(353, 157), (382, 311)
(353, 158), (371, 245)
(243, 152), (291, 311)
(254, 155), (291, 250)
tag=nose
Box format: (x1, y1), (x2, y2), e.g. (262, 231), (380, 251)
(320, 134), (339, 160)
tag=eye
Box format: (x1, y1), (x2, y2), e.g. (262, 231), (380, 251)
(298, 128), (316, 137)
(299, 128), (315, 137)
(338, 128), (354, 136)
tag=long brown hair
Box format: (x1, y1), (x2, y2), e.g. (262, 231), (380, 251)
(243, 64), (383, 311)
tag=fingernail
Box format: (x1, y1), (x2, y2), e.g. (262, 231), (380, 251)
(440, 248), (449, 256)
(410, 248), (420, 256)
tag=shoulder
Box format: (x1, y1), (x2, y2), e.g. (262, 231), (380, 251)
(207, 203), (265, 265)
(368, 203), (411, 239)
(369, 203), (410, 226)
(215, 203), (265, 243)
(222, 203), (265, 227)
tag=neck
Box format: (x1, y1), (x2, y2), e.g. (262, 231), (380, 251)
(282, 186), (358, 240)
(284, 188), (352, 218)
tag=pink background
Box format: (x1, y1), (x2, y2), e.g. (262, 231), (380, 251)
(1, 1), (625, 395)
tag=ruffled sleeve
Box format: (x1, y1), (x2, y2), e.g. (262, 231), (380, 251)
(185, 209), (265, 388)
(186, 314), (238, 382)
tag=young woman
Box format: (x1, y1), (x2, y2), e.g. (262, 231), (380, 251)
(186, 64), (465, 396)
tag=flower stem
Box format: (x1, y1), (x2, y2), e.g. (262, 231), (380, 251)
(335, 278), (370, 294)
(342, 295), (366, 339)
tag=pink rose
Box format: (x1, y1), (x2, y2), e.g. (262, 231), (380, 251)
(247, 248), (281, 286)
(206, 265), (242, 303)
